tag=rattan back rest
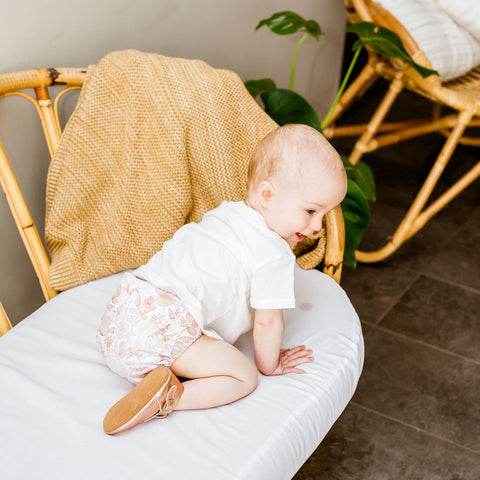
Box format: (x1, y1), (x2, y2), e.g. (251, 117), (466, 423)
(0, 67), (346, 301)
(0, 68), (86, 300)
(0, 68), (86, 95)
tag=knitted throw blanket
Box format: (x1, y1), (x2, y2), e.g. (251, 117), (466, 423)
(45, 50), (325, 291)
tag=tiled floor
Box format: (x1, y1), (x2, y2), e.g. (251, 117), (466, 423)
(294, 79), (480, 479)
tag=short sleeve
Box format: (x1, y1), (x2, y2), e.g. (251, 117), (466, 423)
(250, 255), (295, 310)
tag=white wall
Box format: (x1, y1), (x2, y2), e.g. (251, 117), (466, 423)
(0, 0), (346, 325)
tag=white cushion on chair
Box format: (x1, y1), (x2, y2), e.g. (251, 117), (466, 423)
(377, 0), (480, 81)
(435, 0), (480, 43)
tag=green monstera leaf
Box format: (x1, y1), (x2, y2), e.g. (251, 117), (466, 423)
(346, 22), (438, 78)
(255, 11), (321, 38)
(260, 88), (323, 132)
(342, 156), (376, 203)
(342, 179), (371, 268)
(255, 11), (322, 90)
(244, 78), (277, 99)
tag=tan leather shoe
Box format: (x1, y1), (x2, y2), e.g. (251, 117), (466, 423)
(103, 366), (183, 435)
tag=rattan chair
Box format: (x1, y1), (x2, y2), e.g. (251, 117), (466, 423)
(0, 67), (345, 335)
(324, 0), (480, 262)
(0, 62), (362, 480)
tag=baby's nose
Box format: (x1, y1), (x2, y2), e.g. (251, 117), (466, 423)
(310, 216), (323, 232)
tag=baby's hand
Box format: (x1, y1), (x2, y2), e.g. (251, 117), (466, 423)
(268, 345), (314, 376)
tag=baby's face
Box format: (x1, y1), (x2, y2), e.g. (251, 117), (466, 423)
(262, 158), (347, 247)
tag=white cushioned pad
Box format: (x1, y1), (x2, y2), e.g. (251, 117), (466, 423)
(0, 265), (363, 480)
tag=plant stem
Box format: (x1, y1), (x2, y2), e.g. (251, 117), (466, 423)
(289, 33), (309, 90)
(321, 47), (361, 130)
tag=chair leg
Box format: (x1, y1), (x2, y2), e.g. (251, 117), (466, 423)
(415, 160), (480, 229)
(349, 71), (404, 166)
(355, 109), (475, 263)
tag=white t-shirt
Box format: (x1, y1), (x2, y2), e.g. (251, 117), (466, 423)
(135, 201), (296, 343)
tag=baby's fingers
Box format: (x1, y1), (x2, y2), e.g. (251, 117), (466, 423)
(283, 366), (307, 375)
(283, 346), (314, 363)
(284, 351), (314, 370)
(282, 345), (307, 356)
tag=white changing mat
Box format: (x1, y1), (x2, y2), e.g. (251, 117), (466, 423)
(0, 265), (363, 480)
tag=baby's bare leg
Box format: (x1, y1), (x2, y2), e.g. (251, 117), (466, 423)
(171, 335), (258, 410)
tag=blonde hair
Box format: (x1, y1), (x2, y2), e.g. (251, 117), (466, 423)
(247, 124), (342, 192)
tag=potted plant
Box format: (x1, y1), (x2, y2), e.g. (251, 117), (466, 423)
(245, 11), (437, 267)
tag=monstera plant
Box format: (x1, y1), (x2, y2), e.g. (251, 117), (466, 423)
(245, 11), (437, 267)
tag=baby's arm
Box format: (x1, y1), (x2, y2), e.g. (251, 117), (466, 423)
(253, 309), (314, 376)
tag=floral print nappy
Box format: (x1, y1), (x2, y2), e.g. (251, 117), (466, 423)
(97, 272), (201, 384)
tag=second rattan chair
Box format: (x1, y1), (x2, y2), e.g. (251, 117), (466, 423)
(325, 0), (480, 262)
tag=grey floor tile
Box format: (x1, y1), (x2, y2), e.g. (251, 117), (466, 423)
(340, 263), (417, 325)
(375, 162), (480, 230)
(352, 133), (480, 219)
(360, 322), (372, 336)
(423, 153), (480, 228)
(379, 275), (480, 362)
(294, 403), (480, 480)
(353, 328), (480, 451)
(425, 206), (480, 291)
(355, 201), (455, 273)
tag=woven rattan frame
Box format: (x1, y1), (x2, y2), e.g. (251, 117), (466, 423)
(0, 66), (345, 321)
(324, 0), (480, 262)
(0, 301), (12, 336)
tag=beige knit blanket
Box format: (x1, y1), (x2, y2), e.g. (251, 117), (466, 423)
(45, 50), (325, 291)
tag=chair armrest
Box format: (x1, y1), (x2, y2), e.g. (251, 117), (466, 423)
(323, 204), (345, 283)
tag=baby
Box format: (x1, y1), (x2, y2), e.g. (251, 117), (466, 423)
(97, 123), (347, 435)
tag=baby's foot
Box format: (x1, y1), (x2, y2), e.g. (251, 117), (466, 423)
(103, 366), (183, 434)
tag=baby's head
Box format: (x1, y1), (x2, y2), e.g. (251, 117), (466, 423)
(247, 124), (347, 247)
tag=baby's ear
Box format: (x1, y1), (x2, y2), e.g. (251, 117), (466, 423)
(258, 180), (273, 207)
